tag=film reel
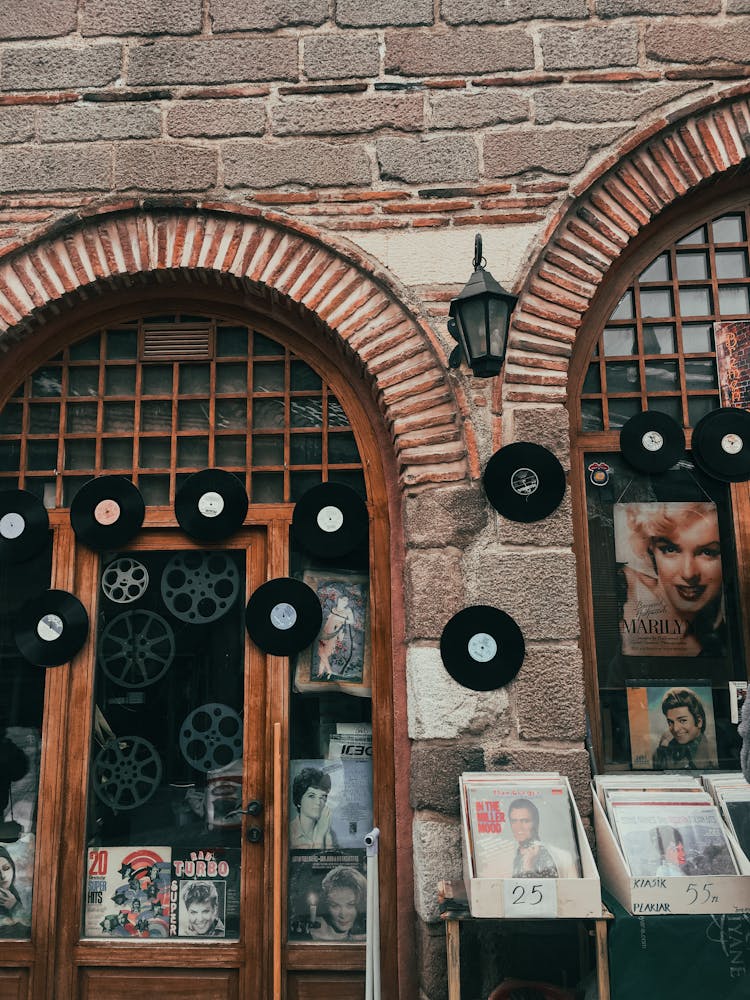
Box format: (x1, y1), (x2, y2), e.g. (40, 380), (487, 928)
(101, 557), (150, 604)
(92, 736), (163, 811)
(179, 703), (243, 773)
(99, 610), (176, 689)
(160, 551), (240, 625)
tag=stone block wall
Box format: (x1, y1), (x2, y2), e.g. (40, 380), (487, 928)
(0, 4), (747, 998)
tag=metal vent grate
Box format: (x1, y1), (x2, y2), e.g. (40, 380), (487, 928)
(141, 324), (213, 361)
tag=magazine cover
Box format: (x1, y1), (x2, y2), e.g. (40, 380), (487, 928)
(614, 502), (725, 658)
(463, 780), (581, 879)
(626, 682), (718, 771)
(83, 845), (172, 938)
(610, 801), (737, 877)
(295, 570), (371, 697)
(327, 723), (372, 761)
(715, 320), (750, 409)
(0, 834), (34, 939)
(289, 758), (372, 850)
(729, 680), (748, 724)
(288, 849), (367, 943)
(723, 796), (750, 861)
(169, 847), (240, 938)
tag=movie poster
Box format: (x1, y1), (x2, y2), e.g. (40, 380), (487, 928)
(83, 845), (172, 938)
(169, 847), (240, 938)
(295, 571), (371, 697)
(288, 849), (367, 943)
(614, 502), (725, 658)
(626, 682), (719, 771)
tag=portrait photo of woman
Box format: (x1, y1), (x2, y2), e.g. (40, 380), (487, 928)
(309, 865), (367, 943)
(0, 844), (30, 938)
(289, 766), (337, 850)
(614, 502), (725, 658)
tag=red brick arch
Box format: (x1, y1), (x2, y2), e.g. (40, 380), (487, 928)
(0, 201), (475, 488)
(503, 87), (750, 406)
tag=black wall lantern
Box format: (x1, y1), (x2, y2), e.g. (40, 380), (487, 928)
(447, 234), (518, 378)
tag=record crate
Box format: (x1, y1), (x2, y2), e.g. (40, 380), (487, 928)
(592, 783), (750, 916)
(459, 774), (601, 918)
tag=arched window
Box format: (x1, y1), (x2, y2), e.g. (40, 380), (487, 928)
(572, 199), (750, 773)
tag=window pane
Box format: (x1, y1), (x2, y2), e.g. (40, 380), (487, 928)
(687, 395), (719, 425)
(291, 398), (323, 429)
(104, 367), (136, 396)
(216, 364), (247, 394)
(139, 475), (170, 505)
(251, 472), (283, 502)
(0, 403), (22, 435)
(718, 285), (750, 316)
(27, 440), (58, 471)
(70, 335), (101, 361)
(639, 253), (670, 283)
(215, 437), (246, 466)
(64, 439), (95, 471)
(177, 437), (209, 468)
(178, 401), (210, 432)
(69, 368), (99, 398)
(0, 441), (21, 471)
(290, 434), (322, 465)
(684, 358), (718, 391)
(328, 469), (367, 496)
(32, 368), (63, 398)
(141, 401), (172, 433)
(251, 435), (284, 467)
(609, 290), (634, 321)
(329, 432), (360, 465)
(328, 397), (349, 428)
(102, 438), (133, 469)
(607, 397), (641, 429)
(252, 363), (284, 393)
(677, 224), (707, 245)
(105, 329), (137, 360)
(679, 287), (712, 316)
(582, 364), (601, 393)
(681, 323), (713, 353)
(215, 400), (247, 431)
(712, 214), (745, 243)
(715, 250), (749, 279)
(142, 365), (173, 396)
(605, 362), (640, 394)
(252, 398), (284, 430)
(252, 332), (283, 356)
(581, 399), (603, 431)
(603, 327), (636, 356)
(62, 476), (88, 506)
(646, 397), (681, 423)
(290, 361), (322, 391)
(28, 404), (60, 435)
(644, 360), (679, 391)
(139, 438), (171, 469)
(642, 324), (676, 354)
(290, 470), (322, 500)
(639, 288), (673, 318)
(676, 252), (708, 281)
(179, 365), (210, 395)
(216, 326), (248, 357)
(103, 402), (134, 433)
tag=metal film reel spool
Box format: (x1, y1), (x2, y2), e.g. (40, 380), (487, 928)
(179, 703), (243, 773)
(101, 557), (150, 604)
(99, 610), (175, 689)
(160, 551), (240, 625)
(92, 736), (163, 811)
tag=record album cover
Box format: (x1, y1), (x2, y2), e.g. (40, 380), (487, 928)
(463, 779), (581, 879)
(169, 847), (240, 938)
(83, 845), (172, 938)
(288, 849), (367, 943)
(289, 758), (372, 850)
(626, 682), (718, 771)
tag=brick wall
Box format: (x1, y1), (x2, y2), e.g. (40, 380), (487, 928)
(1, 4), (748, 999)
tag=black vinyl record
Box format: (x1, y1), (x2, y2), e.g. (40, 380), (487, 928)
(245, 577), (323, 656)
(620, 411), (685, 474)
(483, 443), (566, 523)
(0, 489), (49, 563)
(691, 407), (750, 483)
(70, 476), (145, 551)
(175, 469), (248, 542)
(292, 483), (368, 559)
(440, 605), (525, 692)
(14, 588), (89, 667)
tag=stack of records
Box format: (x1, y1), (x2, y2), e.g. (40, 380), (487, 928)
(702, 772), (750, 864)
(461, 772), (582, 879)
(598, 774), (738, 878)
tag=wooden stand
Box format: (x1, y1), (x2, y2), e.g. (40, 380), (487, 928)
(439, 881), (612, 1000)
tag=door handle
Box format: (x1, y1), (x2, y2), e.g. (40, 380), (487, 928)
(226, 800), (263, 818)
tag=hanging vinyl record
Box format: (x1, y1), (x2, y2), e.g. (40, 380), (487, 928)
(292, 482), (368, 559)
(0, 489), (49, 563)
(14, 588), (89, 667)
(619, 411), (685, 475)
(175, 469), (248, 542)
(691, 407), (750, 483)
(245, 577), (323, 656)
(70, 475), (145, 551)
(483, 443), (566, 523)
(440, 605), (524, 692)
